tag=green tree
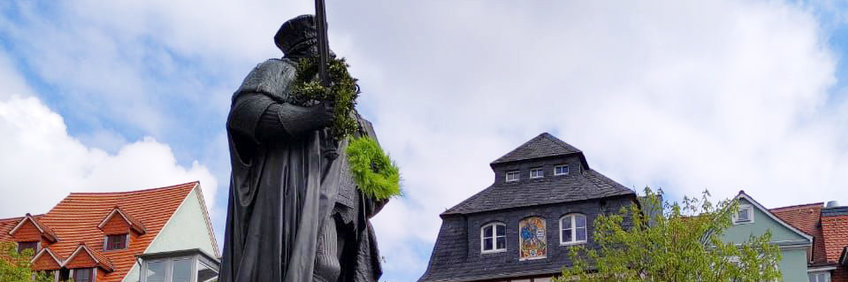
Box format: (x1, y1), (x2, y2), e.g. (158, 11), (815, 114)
(0, 241), (54, 281)
(556, 188), (781, 281)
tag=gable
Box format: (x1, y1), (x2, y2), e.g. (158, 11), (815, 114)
(145, 187), (216, 255)
(722, 197), (812, 246)
(100, 213), (132, 235)
(64, 248), (98, 269)
(11, 219), (43, 242)
(123, 186), (217, 282)
(31, 249), (62, 271)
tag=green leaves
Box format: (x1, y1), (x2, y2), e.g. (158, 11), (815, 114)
(290, 57), (360, 141)
(346, 137), (401, 200)
(0, 242), (53, 282)
(557, 188), (781, 282)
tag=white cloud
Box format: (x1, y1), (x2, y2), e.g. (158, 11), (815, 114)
(349, 1), (847, 279)
(4, 1), (848, 281)
(0, 95), (218, 219)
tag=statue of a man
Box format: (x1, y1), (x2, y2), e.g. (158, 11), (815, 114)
(220, 15), (386, 282)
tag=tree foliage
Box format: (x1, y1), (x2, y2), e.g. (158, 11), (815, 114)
(556, 188), (781, 281)
(0, 242), (54, 281)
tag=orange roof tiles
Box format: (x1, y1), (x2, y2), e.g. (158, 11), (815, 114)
(0, 181), (200, 282)
(9, 214), (58, 242)
(771, 203), (827, 265)
(98, 207), (147, 235)
(65, 243), (115, 272)
(0, 216), (29, 242)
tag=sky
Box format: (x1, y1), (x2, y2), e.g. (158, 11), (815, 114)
(1, 1), (848, 281)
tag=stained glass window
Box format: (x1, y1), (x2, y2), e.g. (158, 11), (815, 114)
(519, 217), (547, 260)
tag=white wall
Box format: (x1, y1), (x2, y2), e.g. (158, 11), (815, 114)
(123, 186), (216, 282)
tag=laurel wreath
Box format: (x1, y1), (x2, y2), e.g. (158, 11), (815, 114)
(290, 58), (400, 200)
(346, 137), (401, 200)
(289, 57), (359, 141)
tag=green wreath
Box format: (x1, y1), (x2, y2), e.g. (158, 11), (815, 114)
(289, 57), (359, 141)
(346, 137), (401, 200)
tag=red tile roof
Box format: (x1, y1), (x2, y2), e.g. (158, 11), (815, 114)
(0, 182), (200, 282)
(821, 209), (848, 263)
(2, 214), (58, 243)
(97, 207), (147, 235)
(20, 214), (58, 242)
(771, 203), (827, 264)
(0, 215), (34, 241)
(65, 243), (115, 272)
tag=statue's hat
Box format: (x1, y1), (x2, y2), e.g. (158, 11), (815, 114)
(274, 15), (317, 55)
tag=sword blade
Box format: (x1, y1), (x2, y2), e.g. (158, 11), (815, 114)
(314, 0), (331, 87)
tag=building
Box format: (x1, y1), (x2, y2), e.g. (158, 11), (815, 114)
(0, 181), (219, 282)
(772, 201), (848, 282)
(418, 133), (637, 282)
(721, 191), (814, 281)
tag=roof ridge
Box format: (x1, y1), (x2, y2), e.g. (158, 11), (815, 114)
(67, 181), (198, 196)
(540, 132), (571, 151)
(0, 214), (43, 222)
(770, 202), (824, 211)
(491, 132), (583, 165)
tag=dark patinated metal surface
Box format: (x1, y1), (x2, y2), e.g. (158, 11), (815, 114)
(220, 15), (385, 282)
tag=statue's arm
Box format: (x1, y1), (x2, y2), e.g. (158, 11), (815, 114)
(227, 92), (334, 143)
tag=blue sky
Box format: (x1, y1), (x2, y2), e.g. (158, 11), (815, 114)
(1, 1), (848, 281)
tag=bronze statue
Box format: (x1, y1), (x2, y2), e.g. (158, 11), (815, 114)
(220, 15), (386, 282)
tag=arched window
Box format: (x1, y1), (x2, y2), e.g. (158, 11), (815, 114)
(481, 222), (506, 253)
(560, 214), (587, 245)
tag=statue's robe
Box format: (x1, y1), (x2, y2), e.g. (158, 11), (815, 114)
(220, 58), (384, 282)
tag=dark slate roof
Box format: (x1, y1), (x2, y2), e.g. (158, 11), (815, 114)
(442, 169), (633, 216)
(491, 132), (584, 166)
(822, 206), (848, 217)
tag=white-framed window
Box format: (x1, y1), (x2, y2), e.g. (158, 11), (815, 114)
(809, 271), (830, 282)
(560, 214), (587, 245)
(104, 234), (128, 251)
(732, 204), (754, 225)
(140, 252), (219, 282)
(554, 165), (569, 176)
(530, 168), (544, 179)
(481, 222), (506, 253)
(506, 171), (520, 182)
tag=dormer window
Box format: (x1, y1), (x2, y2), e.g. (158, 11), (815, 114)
(17, 241), (38, 254)
(529, 168), (544, 179)
(505, 171), (520, 182)
(554, 165), (569, 176)
(732, 204), (754, 225)
(73, 268), (94, 282)
(481, 222), (506, 253)
(105, 234), (128, 251)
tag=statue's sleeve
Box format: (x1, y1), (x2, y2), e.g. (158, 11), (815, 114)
(227, 59), (321, 147)
(228, 92), (276, 144)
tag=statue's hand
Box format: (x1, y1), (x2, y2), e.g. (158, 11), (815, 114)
(308, 102), (335, 129)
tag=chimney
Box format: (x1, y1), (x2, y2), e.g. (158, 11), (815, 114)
(826, 201), (841, 208)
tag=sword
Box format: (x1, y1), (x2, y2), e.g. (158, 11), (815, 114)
(314, 0), (338, 160)
(314, 0), (330, 88)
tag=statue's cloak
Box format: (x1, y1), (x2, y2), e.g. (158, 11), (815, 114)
(220, 58), (383, 282)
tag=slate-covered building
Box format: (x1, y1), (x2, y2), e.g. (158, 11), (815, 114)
(419, 133), (637, 282)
